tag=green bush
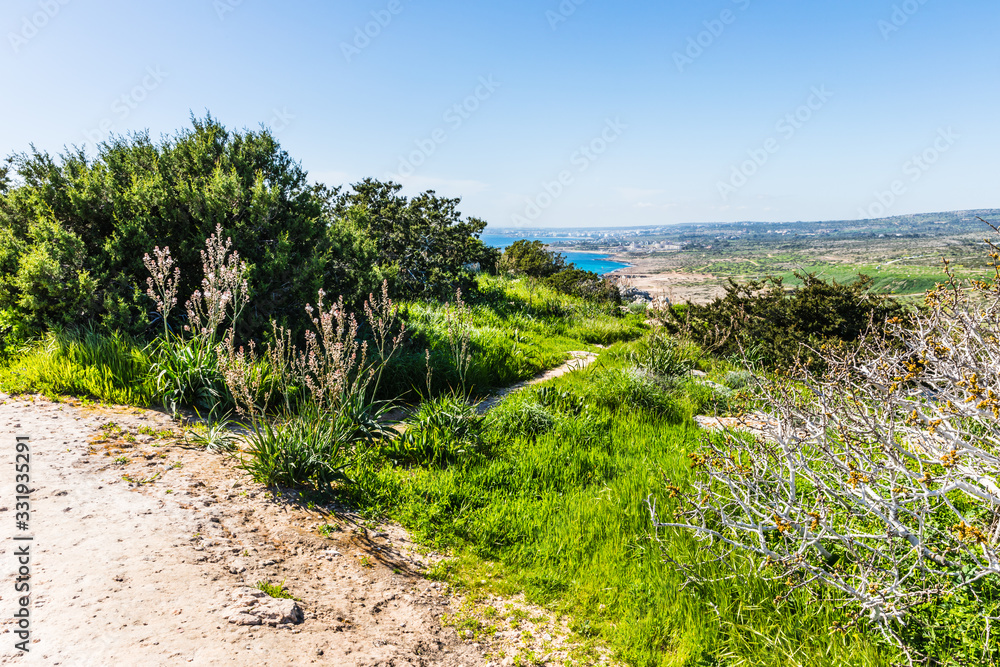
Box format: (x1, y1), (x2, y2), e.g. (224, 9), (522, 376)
(544, 268), (621, 305)
(0, 217), (98, 336)
(672, 272), (905, 370)
(0, 116), (363, 338)
(500, 239), (566, 278)
(333, 178), (499, 299)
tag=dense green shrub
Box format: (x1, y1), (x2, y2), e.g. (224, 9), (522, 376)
(544, 268), (621, 304)
(0, 115), (369, 338)
(500, 239), (566, 278)
(672, 272), (905, 370)
(0, 117), (496, 341)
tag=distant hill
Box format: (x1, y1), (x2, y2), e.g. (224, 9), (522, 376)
(491, 209), (1000, 243)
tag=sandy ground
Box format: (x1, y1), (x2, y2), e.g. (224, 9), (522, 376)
(605, 256), (726, 305)
(0, 354), (616, 666)
(0, 395), (489, 666)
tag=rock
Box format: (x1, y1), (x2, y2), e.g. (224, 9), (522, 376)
(257, 598), (303, 626)
(225, 587), (302, 626)
(228, 560), (247, 574)
(231, 587), (267, 602)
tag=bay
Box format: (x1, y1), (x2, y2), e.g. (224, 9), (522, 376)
(480, 234), (629, 276)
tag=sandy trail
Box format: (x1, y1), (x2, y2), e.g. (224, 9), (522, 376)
(0, 395), (485, 666)
(475, 352), (598, 414)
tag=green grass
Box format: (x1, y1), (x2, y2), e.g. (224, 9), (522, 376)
(0, 275), (643, 410)
(347, 349), (896, 666)
(0, 276), (903, 664)
(380, 274), (646, 400)
(0, 328), (156, 405)
(254, 579), (296, 599)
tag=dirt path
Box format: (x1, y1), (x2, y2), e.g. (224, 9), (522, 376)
(0, 385), (617, 665)
(0, 395), (486, 666)
(475, 351), (598, 414)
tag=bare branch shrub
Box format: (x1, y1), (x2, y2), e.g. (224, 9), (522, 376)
(653, 228), (1000, 652)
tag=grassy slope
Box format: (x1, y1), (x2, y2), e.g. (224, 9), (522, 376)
(349, 347), (894, 666)
(0, 276), (896, 665)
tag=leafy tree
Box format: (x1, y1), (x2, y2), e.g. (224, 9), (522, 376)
(333, 178), (499, 298)
(500, 239), (566, 278)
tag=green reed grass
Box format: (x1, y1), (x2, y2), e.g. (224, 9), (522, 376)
(0, 328), (156, 405)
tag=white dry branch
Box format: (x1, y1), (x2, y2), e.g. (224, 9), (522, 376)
(651, 226), (1000, 645)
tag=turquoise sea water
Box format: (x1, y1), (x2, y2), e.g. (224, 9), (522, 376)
(480, 234), (629, 276)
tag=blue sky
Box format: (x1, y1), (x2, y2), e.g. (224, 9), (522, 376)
(1, 0), (996, 228)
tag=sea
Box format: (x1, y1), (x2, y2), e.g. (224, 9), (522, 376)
(480, 234), (629, 276)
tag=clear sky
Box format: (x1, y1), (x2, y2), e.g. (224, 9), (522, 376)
(1, 0), (996, 228)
